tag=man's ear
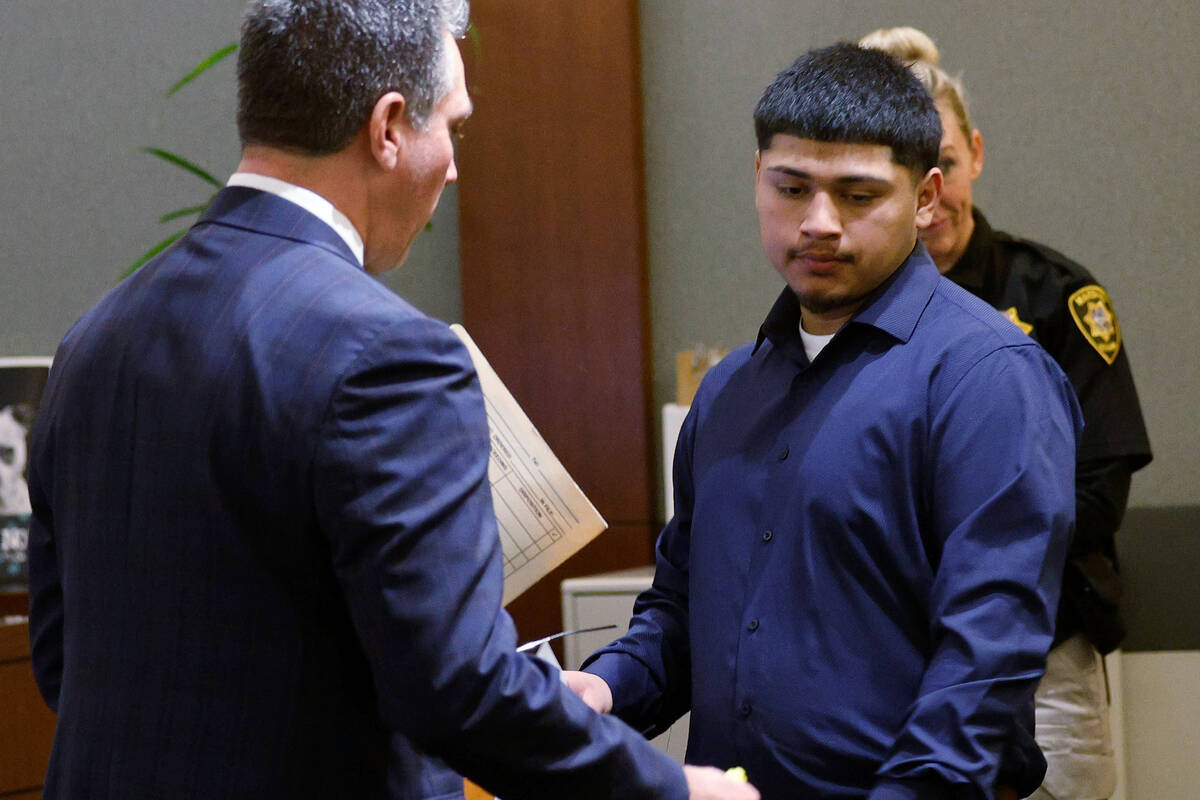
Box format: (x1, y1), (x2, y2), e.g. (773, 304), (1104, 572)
(915, 167), (943, 229)
(368, 91), (407, 170)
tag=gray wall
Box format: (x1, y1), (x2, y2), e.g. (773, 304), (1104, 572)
(0, 0), (461, 359)
(638, 0), (1199, 509)
(2, 6), (1194, 795)
(2, 1), (1197, 508)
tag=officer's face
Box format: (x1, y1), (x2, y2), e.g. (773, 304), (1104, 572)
(920, 99), (983, 272)
(755, 134), (941, 333)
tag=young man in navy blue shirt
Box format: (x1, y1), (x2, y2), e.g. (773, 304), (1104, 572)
(566, 43), (1082, 800)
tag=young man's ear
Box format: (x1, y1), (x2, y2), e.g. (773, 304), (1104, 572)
(368, 91), (407, 170)
(914, 167), (943, 229)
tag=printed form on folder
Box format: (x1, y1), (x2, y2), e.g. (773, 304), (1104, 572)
(450, 325), (607, 606)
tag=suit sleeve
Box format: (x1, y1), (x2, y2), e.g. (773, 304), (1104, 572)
(870, 344), (1082, 800)
(310, 318), (686, 800)
(26, 377), (64, 711)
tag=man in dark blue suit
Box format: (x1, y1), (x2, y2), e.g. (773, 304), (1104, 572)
(25, 2), (760, 799)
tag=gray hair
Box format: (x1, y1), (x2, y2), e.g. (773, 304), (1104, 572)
(237, 0), (469, 154)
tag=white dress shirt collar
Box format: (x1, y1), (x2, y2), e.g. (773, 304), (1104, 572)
(226, 172), (364, 266)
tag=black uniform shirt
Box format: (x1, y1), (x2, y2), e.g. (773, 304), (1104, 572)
(944, 210), (1152, 648)
(946, 210), (1151, 467)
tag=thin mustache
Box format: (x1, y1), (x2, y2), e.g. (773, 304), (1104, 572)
(789, 248), (853, 262)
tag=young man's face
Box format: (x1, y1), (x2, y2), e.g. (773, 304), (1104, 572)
(755, 134), (940, 333)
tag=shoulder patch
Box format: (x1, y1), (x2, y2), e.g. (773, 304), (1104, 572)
(1002, 307), (1034, 336)
(1068, 285), (1121, 364)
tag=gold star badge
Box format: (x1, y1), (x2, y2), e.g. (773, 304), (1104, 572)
(1068, 285), (1122, 365)
(1002, 307), (1034, 336)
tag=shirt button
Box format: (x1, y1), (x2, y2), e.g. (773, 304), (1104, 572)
(777, 446), (790, 461)
(739, 702), (752, 718)
(747, 619), (759, 632)
(762, 530), (773, 543)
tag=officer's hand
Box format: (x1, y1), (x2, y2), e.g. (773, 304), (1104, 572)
(683, 766), (761, 800)
(561, 670), (613, 714)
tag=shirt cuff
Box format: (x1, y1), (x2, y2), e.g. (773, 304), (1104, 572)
(582, 651), (654, 719)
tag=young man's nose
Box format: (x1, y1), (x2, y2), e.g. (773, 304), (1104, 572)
(800, 192), (841, 238)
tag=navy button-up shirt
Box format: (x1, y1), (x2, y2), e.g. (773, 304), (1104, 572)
(585, 247), (1082, 799)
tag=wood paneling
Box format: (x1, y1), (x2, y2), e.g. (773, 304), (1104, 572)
(458, 1), (657, 641)
(0, 618), (55, 798)
(0, 592), (29, 618)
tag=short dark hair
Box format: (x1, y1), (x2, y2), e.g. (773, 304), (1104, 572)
(754, 43), (941, 175)
(237, 0), (469, 155)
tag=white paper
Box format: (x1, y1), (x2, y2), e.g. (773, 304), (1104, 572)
(450, 325), (608, 605)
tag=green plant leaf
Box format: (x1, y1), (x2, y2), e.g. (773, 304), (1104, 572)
(123, 230), (186, 278)
(142, 147), (223, 188)
(158, 204), (211, 224)
(167, 43), (238, 97)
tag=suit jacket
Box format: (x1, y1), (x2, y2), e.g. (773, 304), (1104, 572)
(27, 187), (686, 800)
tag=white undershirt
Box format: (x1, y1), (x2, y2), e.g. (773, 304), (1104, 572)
(799, 323), (836, 362)
(226, 172), (364, 266)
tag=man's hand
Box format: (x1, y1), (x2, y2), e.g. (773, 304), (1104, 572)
(563, 672), (758, 798)
(561, 670), (613, 714)
(683, 766), (761, 800)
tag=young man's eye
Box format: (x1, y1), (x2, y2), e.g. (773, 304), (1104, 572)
(844, 193), (875, 204)
(939, 158), (956, 173)
(776, 184), (807, 197)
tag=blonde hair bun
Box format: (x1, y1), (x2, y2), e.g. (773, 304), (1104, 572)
(859, 25), (975, 140)
(858, 26), (940, 68)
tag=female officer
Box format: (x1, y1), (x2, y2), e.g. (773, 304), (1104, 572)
(860, 27), (1153, 800)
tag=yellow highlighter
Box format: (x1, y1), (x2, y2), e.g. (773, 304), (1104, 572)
(725, 767), (748, 782)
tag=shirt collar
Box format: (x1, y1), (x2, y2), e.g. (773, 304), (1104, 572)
(226, 172), (364, 266)
(755, 286), (806, 361)
(755, 243), (941, 357)
(941, 207), (993, 295)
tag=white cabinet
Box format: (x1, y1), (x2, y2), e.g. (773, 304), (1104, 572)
(561, 566), (690, 762)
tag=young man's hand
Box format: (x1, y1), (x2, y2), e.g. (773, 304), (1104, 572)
(564, 672), (759, 798)
(561, 670), (613, 714)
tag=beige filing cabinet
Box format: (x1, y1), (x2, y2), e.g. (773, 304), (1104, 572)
(560, 566), (690, 762)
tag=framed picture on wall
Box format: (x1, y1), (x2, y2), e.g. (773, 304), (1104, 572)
(1, 357), (52, 592)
